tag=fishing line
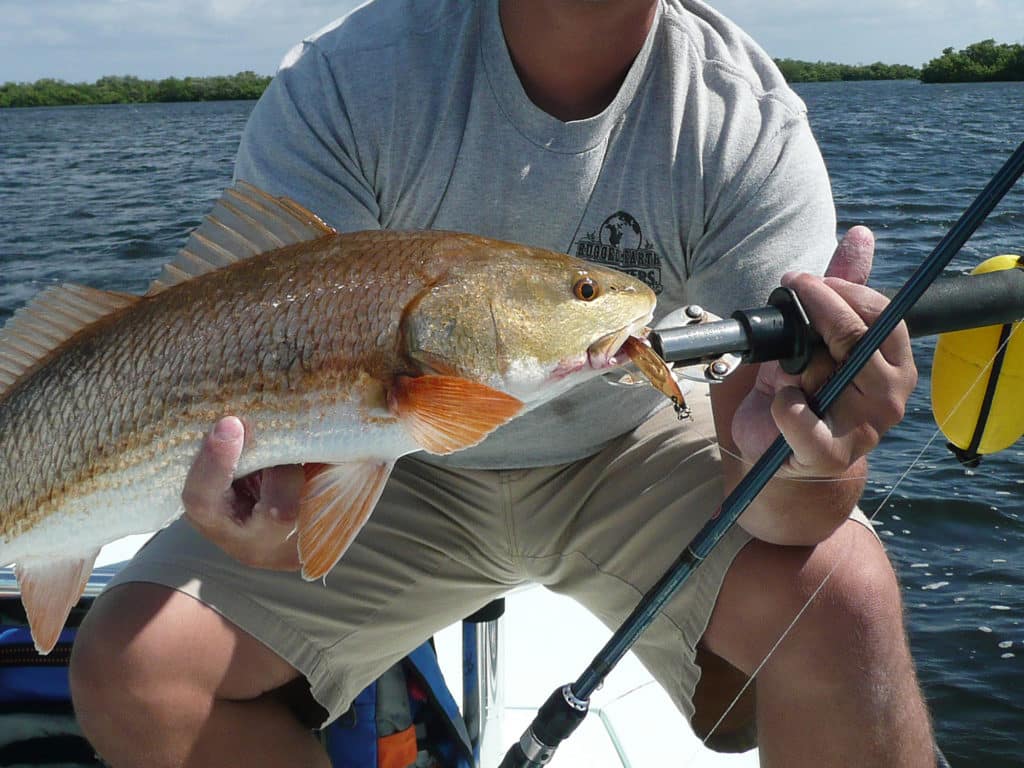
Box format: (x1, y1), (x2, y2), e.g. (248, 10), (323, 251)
(500, 140), (1024, 768)
(691, 321), (1021, 756)
(693, 427), (944, 757)
(684, 414), (871, 483)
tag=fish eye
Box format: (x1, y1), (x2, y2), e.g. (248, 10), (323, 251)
(573, 277), (599, 301)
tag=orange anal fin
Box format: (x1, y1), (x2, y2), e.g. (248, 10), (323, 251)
(390, 375), (524, 455)
(302, 462), (331, 482)
(16, 552), (99, 654)
(297, 461), (395, 581)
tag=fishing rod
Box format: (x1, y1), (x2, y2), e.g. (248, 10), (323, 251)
(499, 138), (1024, 768)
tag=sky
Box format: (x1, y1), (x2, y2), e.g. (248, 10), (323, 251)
(0, 0), (1022, 84)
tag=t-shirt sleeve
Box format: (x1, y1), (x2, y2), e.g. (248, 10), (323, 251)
(683, 110), (837, 317)
(233, 41), (381, 233)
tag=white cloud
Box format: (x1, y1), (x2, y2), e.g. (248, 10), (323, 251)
(714, 0), (1024, 65)
(0, 1), (1021, 82)
(0, 0), (362, 81)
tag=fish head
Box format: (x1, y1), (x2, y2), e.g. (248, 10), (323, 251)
(402, 241), (656, 406)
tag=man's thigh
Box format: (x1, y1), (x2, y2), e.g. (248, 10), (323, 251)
(512, 387), (752, 729)
(75, 581), (303, 701)
(95, 455), (521, 725)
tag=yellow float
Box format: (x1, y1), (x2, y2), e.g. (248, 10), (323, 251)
(931, 254), (1024, 465)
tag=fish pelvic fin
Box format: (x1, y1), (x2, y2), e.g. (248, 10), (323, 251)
(0, 285), (139, 394)
(391, 375), (524, 455)
(15, 551), (99, 654)
(147, 181), (336, 294)
(297, 461), (395, 582)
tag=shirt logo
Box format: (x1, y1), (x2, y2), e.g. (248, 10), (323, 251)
(575, 211), (663, 294)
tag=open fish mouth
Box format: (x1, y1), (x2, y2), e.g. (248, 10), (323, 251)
(587, 319), (652, 370)
(582, 321), (688, 412)
(589, 326), (688, 412)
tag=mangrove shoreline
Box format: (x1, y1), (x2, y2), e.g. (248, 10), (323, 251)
(2, 40), (1022, 109)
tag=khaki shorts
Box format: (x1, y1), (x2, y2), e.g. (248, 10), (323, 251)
(104, 386), (866, 746)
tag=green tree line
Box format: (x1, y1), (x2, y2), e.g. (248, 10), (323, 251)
(776, 39), (1024, 84)
(0, 71), (271, 108)
(774, 59), (920, 83)
(2, 40), (1022, 107)
(920, 40), (1024, 83)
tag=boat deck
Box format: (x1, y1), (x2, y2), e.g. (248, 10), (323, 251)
(434, 585), (758, 767)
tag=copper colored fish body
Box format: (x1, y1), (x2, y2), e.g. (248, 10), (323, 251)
(0, 183), (657, 652)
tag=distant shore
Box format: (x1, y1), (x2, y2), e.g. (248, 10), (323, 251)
(0, 72), (270, 109)
(777, 40), (1022, 84)
(2, 40), (1021, 109)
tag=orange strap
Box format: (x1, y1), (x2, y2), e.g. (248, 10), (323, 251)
(378, 725), (418, 768)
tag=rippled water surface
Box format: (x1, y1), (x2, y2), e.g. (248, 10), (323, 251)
(1, 81), (1022, 764)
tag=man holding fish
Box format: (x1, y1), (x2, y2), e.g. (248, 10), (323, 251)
(68, 1), (935, 766)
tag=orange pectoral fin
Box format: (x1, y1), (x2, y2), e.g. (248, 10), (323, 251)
(16, 551), (99, 654)
(390, 375), (524, 455)
(296, 461), (395, 581)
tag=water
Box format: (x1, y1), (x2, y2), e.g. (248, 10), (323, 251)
(799, 81), (1024, 765)
(1, 81), (1022, 764)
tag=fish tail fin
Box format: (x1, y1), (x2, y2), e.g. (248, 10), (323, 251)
(16, 551), (99, 654)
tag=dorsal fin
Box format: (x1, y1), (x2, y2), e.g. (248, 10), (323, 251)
(0, 285), (138, 393)
(147, 181), (337, 294)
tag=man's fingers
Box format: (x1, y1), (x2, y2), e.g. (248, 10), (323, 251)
(824, 278), (913, 370)
(254, 465), (307, 525)
(825, 225), (874, 285)
(770, 386), (845, 474)
(784, 273), (870, 364)
(182, 416), (245, 520)
(785, 273), (912, 367)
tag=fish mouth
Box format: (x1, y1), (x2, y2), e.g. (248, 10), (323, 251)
(588, 316), (652, 371)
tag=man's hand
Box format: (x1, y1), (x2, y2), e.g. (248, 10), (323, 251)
(731, 226), (918, 477)
(713, 226), (918, 545)
(182, 417), (303, 571)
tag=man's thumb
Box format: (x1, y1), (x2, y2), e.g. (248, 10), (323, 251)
(826, 225), (874, 285)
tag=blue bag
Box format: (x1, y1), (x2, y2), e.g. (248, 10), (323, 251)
(323, 642), (474, 768)
(0, 627), (97, 765)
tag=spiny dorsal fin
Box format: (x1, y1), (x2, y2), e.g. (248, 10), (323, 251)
(0, 285), (138, 392)
(147, 181), (337, 294)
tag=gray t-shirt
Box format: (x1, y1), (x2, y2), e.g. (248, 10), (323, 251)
(234, 0), (837, 469)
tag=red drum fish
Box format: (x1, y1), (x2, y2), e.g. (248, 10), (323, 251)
(0, 183), (660, 653)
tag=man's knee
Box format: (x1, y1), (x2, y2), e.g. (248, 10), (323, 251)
(71, 582), (328, 767)
(73, 581), (300, 698)
(791, 521), (906, 654)
(706, 520), (906, 672)
(71, 583), (210, 740)
(72, 583), (177, 704)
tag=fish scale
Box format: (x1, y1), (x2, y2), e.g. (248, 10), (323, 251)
(2, 239), (439, 538)
(0, 182), (661, 653)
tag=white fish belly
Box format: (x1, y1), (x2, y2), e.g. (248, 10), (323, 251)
(1, 463), (187, 568)
(2, 403), (418, 568)
(235, 401), (419, 475)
